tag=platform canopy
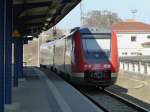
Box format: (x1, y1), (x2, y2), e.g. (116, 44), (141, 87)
(13, 0), (81, 37)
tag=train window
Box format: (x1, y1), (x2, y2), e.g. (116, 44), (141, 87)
(66, 38), (72, 51)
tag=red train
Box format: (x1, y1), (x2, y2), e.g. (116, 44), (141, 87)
(40, 27), (119, 88)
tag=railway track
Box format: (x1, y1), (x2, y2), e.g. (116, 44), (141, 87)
(104, 89), (150, 112)
(76, 86), (150, 112)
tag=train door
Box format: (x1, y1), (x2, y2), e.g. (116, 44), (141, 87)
(65, 36), (72, 75)
(53, 44), (55, 68)
(71, 38), (75, 72)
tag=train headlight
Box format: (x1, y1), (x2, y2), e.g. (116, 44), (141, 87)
(104, 64), (111, 68)
(84, 65), (88, 68)
(84, 64), (92, 68)
(88, 64), (92, 68)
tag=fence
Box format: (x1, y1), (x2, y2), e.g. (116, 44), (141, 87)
(119, 56), (150, 76)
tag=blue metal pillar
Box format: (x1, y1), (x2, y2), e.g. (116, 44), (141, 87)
(20, 40), (23, 78)
(4, 0), (12, 104)
(0, 0), (5, 111)
(14, 38), (23, 87)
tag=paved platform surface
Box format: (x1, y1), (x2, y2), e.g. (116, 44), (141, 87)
(7, 67), (103, 112)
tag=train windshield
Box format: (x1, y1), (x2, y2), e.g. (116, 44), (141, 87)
(81, 34), (111, 59)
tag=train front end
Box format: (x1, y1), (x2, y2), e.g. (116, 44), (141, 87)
(73, 28), (119, 88)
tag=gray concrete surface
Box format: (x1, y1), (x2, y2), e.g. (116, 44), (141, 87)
(115, 71), (150, 104)
(7, 67), (103, 112)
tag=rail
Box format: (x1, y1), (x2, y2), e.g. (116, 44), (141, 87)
(104, 89), (150, 112)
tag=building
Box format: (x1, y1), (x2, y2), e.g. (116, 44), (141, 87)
(112, 20), (150, 57)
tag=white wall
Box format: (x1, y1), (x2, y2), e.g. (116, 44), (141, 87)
(117, 32), (150, 57)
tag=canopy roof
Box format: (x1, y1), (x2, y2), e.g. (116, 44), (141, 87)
(13, 0), (81, 37)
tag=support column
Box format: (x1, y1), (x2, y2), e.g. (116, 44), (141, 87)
(5, 0), (12, 104)
(20, 40), (23, 77)
(13, 38), (23, 87)
(0, 0), (5, 111)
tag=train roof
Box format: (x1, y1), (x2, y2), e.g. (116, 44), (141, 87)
(79, 27), (111, 34)
(46, 27), (112, 44)
(71, 27), (111, 34)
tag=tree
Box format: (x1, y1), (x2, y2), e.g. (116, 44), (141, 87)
(41, 27), (65, 43)
(83, 10), (122, 28)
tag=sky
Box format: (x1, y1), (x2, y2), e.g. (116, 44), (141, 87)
(57, 0), (150, 29)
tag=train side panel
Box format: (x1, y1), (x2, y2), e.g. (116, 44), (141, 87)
(65, 36), (72, 75)
(40, 42), (54, 68)
(54, 38), (66, 73)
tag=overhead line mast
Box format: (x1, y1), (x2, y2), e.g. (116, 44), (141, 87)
(80, 1), (84, 26)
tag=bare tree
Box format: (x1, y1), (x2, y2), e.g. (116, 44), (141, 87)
(83, 10), (122, 28)
(42, 27), (64, 42)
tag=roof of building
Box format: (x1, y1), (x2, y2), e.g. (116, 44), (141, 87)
(111, 20), (150, 32)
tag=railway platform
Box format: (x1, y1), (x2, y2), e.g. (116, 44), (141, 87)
(5, 67), (103, 112)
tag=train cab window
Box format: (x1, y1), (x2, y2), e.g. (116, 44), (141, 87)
(81, 34), (111, 59)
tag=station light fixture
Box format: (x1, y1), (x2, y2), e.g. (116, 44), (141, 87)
(46, 17), (52, 21)
(42, 27), (46, 30)
(27, 35), (33, 38)
(44, 23), (48, 26)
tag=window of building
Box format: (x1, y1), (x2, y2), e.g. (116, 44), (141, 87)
(137, 53), (142, 56)
(131, 52), (137, 55)
(144, 65), (147, 74)
(122, 52), (128, 55)
(147, 35), (150, 39)
(131, 36), (136, 42)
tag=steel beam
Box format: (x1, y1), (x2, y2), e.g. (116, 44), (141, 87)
(0, 0), (5, 111)
(14, 1), (52, 11)
(20, 14), (46, 21)
(24, 22), (43, 27)
(4, 0), (13, 104)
